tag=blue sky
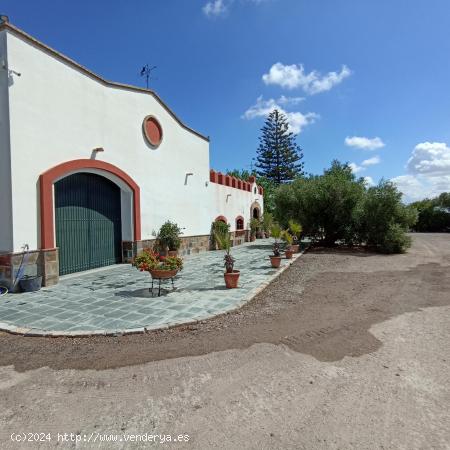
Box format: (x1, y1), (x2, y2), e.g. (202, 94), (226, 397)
(3, 0), (450, 201)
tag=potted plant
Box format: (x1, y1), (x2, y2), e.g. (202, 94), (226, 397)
(214, 224), (239, 289)
(135, 248), (183, 279)
(269, 223), (283, 268)
(262, 213), (273, 238)
(249, 218), (260, 242)
(211, 220), (231, 250)
(282, 230), (294, 259)
(156, 221), (182, 256)
(288, 220), (302, 253)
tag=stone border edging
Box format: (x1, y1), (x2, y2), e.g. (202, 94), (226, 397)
(0, 251), (305, 338)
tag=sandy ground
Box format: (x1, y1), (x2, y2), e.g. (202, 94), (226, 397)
(0, 233), (449, 449)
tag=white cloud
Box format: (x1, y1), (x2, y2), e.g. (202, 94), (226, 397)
(202, 0), (229, 17)
(391, 142), (450, 202)
(364, 176), (375, 186)
(391, 174), (450, 202)
(262, 62), (351, 94)
(277, 95), (305, 105)
(345, 136), (385, 151)
(361, 155), (381, 166)
(406, 142), (450, 176)
(242, 95), (318, 135)
(349, 162), (365, 174)
(202, 0), (268, 17)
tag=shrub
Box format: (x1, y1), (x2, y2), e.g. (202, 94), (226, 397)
(262, 213), (274, 234)
(273, 160), (418, 254)
(250, 218), (261, 236)
(156, 221), (182, 251)
(274, 161), (365, 246)
(410, 193), (450, 232)
(360, 181), (417, 252)
(378, 223), (412, 254)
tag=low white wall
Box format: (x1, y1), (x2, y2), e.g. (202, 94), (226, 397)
(208, 181), (264, 231)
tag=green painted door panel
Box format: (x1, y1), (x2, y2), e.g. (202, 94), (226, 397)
(55, 173), (122, 275)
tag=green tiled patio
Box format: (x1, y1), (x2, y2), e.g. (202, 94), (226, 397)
(0, 240), (303, 336)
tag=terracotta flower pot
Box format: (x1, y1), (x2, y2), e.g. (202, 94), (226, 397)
(224, 270), (240, 288)
(167, 250), (178, 257)
(250, 235), (256, 242)
(149, 269), (178, 279)
(285, 249), (294, 259)
(290, 244), (300, 253)
(269, 255), (282, 268)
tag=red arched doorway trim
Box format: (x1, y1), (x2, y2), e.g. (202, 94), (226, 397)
(39, 159), (141, 249)
(235, 215), (244, 230)
(250, 201), (261, 220)
(215, 215), (227, 223)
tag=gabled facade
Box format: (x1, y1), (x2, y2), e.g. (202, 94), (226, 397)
(0, 18), (263, 288)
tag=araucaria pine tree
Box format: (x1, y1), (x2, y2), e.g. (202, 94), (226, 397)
(255, 109), (304, 184)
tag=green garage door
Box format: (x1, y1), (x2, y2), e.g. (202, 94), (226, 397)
(55, 173), (122, 275)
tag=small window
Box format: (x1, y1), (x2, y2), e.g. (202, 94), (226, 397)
(236, 217), (244, 230)
(254, 187), (257, 194)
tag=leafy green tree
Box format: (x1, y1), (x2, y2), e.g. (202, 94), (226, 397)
(255, 109), (304, 184)
(410, 193), (450, 232)
(274, 161), (365, 245)
(437, 192), (450, 207)
(273, 160), (417, 253)
(359, 181), (417, 253)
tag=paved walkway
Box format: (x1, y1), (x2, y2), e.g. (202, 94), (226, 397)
(0, 240), (302, 336)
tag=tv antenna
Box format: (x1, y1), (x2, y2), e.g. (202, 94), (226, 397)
(140, 64), (157, 89)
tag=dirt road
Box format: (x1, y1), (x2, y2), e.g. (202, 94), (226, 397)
(0, 233), (449, 449)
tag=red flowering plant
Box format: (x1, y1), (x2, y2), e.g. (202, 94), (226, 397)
(134, 248), (159, 272)
(134, 248), (183, 272)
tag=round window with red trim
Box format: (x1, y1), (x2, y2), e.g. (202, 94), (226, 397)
(143, 116), (163, 148)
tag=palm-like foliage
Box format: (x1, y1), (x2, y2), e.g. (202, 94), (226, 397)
(270, 223), (282, 256)
(214, 227), (235, 273)
(288, 220), (302, 242)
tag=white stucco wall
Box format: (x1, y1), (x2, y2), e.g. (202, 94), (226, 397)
(4, 27), (263, 252)
(0, 29), (14, 252)
(208, 181), (263, 231)
(6, 29), (213, 252)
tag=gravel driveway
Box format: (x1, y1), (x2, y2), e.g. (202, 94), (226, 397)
(0, 233), (449, 449)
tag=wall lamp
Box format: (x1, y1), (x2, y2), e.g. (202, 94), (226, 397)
(185, 173), (194, 185)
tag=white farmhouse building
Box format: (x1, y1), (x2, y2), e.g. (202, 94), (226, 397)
(0, 17), (263, 288)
